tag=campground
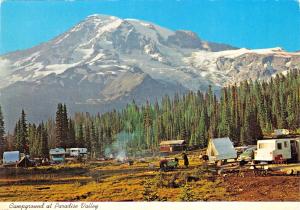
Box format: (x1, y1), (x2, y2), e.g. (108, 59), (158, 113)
(0, 151), (299, 201)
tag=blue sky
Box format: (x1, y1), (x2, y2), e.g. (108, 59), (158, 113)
(0, 0), (299, 54)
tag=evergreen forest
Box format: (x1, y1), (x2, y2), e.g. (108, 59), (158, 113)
(0, 70), (299, 158)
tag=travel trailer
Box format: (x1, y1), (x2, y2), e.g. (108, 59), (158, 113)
(206, 137), (237, 162)
(49, 148), (66, 163)
(2, 151), (20, 166)
(254, 138), (300, 163)
(69, 148), (88, 157)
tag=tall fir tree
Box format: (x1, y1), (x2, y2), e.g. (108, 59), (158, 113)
(62, 104), (69, 147)
(40, 122), (49, 158)
(14, 110), (29, 154)
(77, 122), (84, 148)
(55, 103), (65, 148)
(68, 119), (76, 147)
(55, 103), (69, 148)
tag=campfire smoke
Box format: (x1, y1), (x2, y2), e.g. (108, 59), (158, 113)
(104, 131), (134, 161)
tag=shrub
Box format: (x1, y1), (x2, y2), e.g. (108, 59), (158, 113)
(153, 172), (164, 188)
(179, 183), (196, 201)
(142, 178), (160, 201)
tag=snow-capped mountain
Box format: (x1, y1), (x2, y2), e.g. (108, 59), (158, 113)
(0, 14), (299, 129)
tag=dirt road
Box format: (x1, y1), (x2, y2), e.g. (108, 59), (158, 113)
(223, 173), (300, 201)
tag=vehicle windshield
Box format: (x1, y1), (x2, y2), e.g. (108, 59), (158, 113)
(52, 154), (64, 158)
(240, 147), (256, 156)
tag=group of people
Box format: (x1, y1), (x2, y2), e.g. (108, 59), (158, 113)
(159, 152), (189, 171)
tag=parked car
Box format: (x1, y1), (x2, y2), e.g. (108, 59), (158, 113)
(237, 145), (257, 163)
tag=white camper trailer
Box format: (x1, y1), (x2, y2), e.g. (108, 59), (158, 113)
(3, 151), (20, 166)
(254, 138), (300, 163)
(206, 137), (237, 162)
(69, 148), (87, 157)
(49, 148), (65, 163)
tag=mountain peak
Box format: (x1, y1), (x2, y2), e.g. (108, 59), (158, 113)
(86, 14), (121, 21)
(1, 14), (298, 130)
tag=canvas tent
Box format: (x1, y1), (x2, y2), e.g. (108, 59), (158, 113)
(206, 137), (237, 161)
(17, 156), (35, 167)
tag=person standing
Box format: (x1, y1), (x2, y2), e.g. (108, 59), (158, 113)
(182, 153), (189, 168)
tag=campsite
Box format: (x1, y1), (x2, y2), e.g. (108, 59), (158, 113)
(0, 136), (300, 201)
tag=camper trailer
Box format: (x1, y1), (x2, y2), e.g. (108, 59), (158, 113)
(49, 148), (65, 163)
(69, 148), (88, 157)
(206, 137), (237, 162)
(3, 151), (20, 166)
(254, 138), (300, 163)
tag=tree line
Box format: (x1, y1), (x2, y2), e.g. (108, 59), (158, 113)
(0, 70), (299, 158)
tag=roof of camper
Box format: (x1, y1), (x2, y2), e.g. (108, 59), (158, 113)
(3, 151), (19, 155)
(49, 148), (65, 154)
(159, 140), (186, 146)
(257, 138), (298, 142)
(210, 137), (235, 154)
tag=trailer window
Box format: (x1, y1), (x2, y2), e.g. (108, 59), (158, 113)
(277, 143), (282, 150)
(284, 141), (288, 148)
(258, 143), (273, 149)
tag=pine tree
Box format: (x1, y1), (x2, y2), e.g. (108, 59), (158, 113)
(35, 124), (42, 157)
(197, 108), (208, 148)
(53, 103), (70, 149)
(77, 123), (84, 147)
(143, 102), (153, 149)
(90, 121), (97, 158)
(85, 124), (91, 151)
(40, 122), (49, 158)
(68, 119), (76, 147)
(14, 110), (29, 154)
(218, 88), (231, 138)
(62, 104), (69, 147)
(55, 103), (65, 148)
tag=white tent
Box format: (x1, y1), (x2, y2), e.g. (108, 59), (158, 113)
(207, 137), (237, 161)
